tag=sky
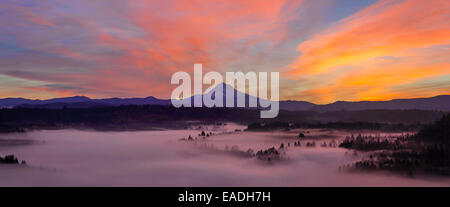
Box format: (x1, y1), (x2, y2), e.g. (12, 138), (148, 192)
(0, 0), (449, 104)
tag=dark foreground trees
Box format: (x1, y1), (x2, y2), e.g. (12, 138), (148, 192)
(342, 114), (450, 176)
(0, 154), (26, 165)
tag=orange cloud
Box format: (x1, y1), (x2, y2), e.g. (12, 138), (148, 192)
(286, 0), (450, 103)
(101, 0), (302, 73)
(1, 0), (306, 99)
(3, 0), (448, 103)
(91, 0), (305, 98)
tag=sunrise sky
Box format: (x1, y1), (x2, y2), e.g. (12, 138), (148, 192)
(0, 0), (449, 104)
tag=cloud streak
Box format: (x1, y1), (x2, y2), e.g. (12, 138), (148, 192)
(0, 0), (449, 103)
(0, 0), (308, 99)
(286, 0), (450, 103)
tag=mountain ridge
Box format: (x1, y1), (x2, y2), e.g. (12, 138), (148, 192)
(1, 84), (449, 112)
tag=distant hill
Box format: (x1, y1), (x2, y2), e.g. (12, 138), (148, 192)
(0, 96), (91, 108)
(280, 101), (316, 111)
(1, 96), (171, 109)
(1, 85), (449, 112)
(311, 95), (450, 112)
(17, 101), (111, 109)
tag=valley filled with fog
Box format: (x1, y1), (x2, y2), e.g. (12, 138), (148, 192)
(0, 124), (449, 186)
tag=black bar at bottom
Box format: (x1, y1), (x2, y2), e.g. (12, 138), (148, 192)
(0, 187), (447, 206)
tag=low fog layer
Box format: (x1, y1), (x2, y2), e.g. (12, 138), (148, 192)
(0, 125), (449, 186)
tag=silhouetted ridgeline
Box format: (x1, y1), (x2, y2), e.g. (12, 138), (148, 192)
(0, 105), (262, 132)
(0, 104), (445, 133)
(247, 121), (422, 132)
(3, 94), (449, 111)
(313, 110), (445, 123)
